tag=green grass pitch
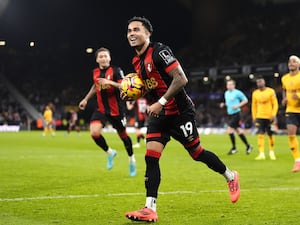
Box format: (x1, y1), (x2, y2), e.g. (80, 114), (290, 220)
(0, 131), (299, 225)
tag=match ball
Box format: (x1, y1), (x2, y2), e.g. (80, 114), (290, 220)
(121, 73), (145, 100)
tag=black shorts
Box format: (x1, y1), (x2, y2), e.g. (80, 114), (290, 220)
(90, 110), (126, 131)
(146, 111), (199, 151)
(228, 112), (241, 129)
(285, 112), (300, 126)
(255, 118), (272, 135)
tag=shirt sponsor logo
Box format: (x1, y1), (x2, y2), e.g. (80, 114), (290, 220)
(159, 49), (175, 65)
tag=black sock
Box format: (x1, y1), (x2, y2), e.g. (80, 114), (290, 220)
(122, 136), (133, 157)
(239, 134), (249, 146)
(145, 156), (161, 198)
(229, 133), (236, 149)
(194, 149), (226, 174)
(92, 135), (108, 152)
(137, 134), (145, 143)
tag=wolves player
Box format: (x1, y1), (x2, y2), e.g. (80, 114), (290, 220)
(252, 77), (278, 160)
(282, 55), (300, 172)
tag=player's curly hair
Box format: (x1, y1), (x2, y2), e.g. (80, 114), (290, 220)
(128, 16), (153, 34)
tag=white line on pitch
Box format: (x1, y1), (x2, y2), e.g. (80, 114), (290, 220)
(1, 187), (300, 202)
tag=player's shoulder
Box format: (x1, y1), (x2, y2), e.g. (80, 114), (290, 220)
(93, 67), (100, 73)
(110, 65), (122, 71)
(252, 89), (259, 95)
(152, 42), (174, 56)
(266, 87), (275, 92)
(235, 89), (244, 94)
(151, 42), (177, 66)
(110, 65), (124, 78)
(281, 73), (290, 81)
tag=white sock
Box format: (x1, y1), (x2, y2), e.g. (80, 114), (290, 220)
(223, 167), (234, 182)
(106, 148), (113, 154)
(145, 197), (157, 212)
(129, 154), (136, 163)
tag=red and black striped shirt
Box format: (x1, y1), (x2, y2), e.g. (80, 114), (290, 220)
(93, 66), (125, 116)
(132, 42), (194, 115)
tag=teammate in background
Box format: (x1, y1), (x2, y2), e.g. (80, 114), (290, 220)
(78, 47), (136, 176)
(42, 105), (55, 136)
(122, 16), (240, 222)
(126, 97), (147, 148)
(281, 55), (300, 172)
(220, 79), (252, 155)
(251, 77), (278, 160)
(66, 109), (80, 135)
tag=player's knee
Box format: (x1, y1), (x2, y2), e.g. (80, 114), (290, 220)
(117, 129), (128, 139)
(189, 145), (204, 160)
(90, 127), (102, 137)
(184, 138), (201, 160)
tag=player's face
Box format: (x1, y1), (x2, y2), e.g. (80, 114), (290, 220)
(288, 57), (300, 72)
(96, 51), (111, 69)
(127, 21), (150, 49)
(256, 79), (265, 89)
(226, 81), (235, 90)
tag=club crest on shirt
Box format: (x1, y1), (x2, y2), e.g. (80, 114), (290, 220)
(159, 49), (175, 65)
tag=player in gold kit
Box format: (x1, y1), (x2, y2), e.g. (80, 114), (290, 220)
(252, 77), (278, 160)
(42, 105), (55, 137)
(281, 55), (300, 172)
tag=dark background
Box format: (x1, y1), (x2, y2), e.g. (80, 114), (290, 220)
(1, 0), (300, 128)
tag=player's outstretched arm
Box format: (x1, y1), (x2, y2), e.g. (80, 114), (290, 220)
(97, 78), (121, 89)
(79, 84), (96, 110)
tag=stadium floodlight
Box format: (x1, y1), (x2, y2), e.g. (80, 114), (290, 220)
(29, 41), (35, 47)
(274, 72), (279, 78)
(86, 48), (93, 54)
(0, 40), (6, 46)
(225, 75), (231, 80)
(249, 74), (254, 79)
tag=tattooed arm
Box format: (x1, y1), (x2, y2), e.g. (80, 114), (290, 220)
(161, 65), (188, 101)
(147, 65), (188, 117)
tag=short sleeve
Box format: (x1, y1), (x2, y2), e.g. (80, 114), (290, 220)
(114, 67), (125, 81)
(152, 43), (179, 73)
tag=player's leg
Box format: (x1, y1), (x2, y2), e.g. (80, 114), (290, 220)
(49, 122), (55, 136)
(43, 122), (49, 136)
(90, 111), (116, 170)
(110, 115), (136, 176)
(133, 120), (145, 148)
(255, 119), (266, 160)
(286, 113), (300, 172)
(266, 122), (276, 160)
(227, 114), (237, 154)
(235, 113), (252, 154)
(170, 113), (240, 203)
(125, 116), (169, 222)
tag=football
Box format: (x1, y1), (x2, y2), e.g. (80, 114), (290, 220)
(121, 73), (145, 100)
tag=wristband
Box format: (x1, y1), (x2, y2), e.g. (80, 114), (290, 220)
(158, 96), (168, 106)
